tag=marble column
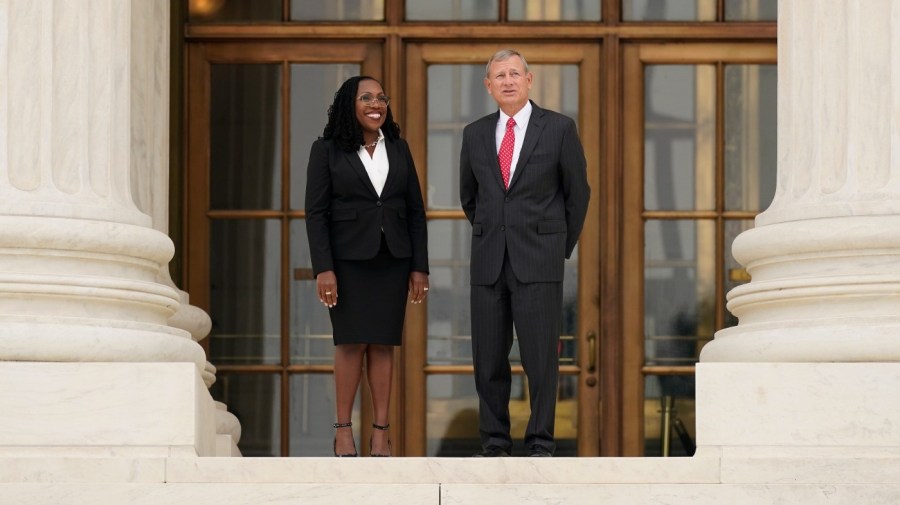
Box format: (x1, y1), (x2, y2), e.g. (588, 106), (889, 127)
(128, 0), (241, 455)
(0, 0), (215, 456)
(697, 0), (900, 456)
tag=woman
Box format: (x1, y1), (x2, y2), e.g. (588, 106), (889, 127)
(305, 76), (429, 457)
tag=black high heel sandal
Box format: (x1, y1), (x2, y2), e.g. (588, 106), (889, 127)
(369, 423), (392, 457)
(333, 422), (358, 457)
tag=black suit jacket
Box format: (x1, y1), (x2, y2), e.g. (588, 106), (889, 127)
(305, 137), (429, 277)
(460, 102), (590, 285)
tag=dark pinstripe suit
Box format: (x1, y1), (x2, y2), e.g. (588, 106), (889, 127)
(459, 101), (590, 454)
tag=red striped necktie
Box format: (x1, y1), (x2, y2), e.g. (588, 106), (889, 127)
(498, 117), (516, 190)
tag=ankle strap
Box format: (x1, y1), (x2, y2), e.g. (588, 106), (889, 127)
(333, 422), (353, 429)
(372, 423), (390, 431)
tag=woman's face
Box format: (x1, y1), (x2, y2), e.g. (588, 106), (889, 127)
(355, 79), (388, 136)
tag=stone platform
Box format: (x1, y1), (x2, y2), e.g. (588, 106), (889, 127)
(2, 451), (900, 505)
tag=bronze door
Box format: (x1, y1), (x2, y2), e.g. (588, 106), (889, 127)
(402, 42), (603, 456)
(621, 42), (777, 456)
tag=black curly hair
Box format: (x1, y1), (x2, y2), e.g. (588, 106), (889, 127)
(322, 76), (401, 152)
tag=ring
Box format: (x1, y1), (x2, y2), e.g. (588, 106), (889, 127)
(424, 288), (429, 291)
(325, 291), (331, 295)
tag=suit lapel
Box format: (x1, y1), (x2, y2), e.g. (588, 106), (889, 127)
(343, 149), (379, 198)
(480, 112), (505, 190)
(382, 139), (400, 196)
(508, 101), (544, 191)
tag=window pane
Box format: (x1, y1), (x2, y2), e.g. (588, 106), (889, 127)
(209, 219), (282, 365)
(427, 220), (473, 365)
(725, 0), (777, 21)
(210, 373), (281, 456)
(426, 374), (578, 456)
(555, 375), (579, 457)
(644, 220), (715, 365)
(725, 65), (777, 212)
(406, 0), (498, 20)
(427, 374), (479, 456)
(561, 247), (579, 365)
(623, 0), (716, 21)
(427, 65), (493, 211)
(288, 374), (361, 456)
(643, 375), (696, 457)
(531, 65), (580, 123)
(188, 0), (281, 23)
(289, 220), (335, 365)
(210, 64), (282, 211)
(644, 65), (715, 211)
(291, 0), (384, 20)
(291, 64), (360, 210)
(509, 0), (601, 21)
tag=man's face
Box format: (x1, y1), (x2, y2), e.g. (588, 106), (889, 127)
(484, 55), (533, 115)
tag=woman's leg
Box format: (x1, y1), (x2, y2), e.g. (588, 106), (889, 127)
(366, 344), (394, 455)
(334, 343), (366, 455)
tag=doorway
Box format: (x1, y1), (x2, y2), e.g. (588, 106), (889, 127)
(402, 42), (603, 456)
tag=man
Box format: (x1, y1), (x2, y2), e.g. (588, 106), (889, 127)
(459, 49), (590, 457)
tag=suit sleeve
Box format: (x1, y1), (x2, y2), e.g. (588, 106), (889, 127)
(304, 139), (334, 276)
(559, 118), (591, 259)
(402, 139), (430, 274)
(459, 126), (477, 225)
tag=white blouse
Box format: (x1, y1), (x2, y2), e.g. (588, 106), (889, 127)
(356, 129), (388, 196)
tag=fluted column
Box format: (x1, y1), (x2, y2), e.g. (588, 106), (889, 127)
(128, 0), (241, 454)
(694, 0), (900, 457)
(0, 0), (203, 369)
(701, 0), (900, 363)
(0, 0), (215, 456)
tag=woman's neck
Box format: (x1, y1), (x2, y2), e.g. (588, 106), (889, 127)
(362, 131), (380, 148)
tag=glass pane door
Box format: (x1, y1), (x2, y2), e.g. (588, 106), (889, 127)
(186, 41), (382, 456)
(404, 43), (601, 456)
(622, 42), (777, 456)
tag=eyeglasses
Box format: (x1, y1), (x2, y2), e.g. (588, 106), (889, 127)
(358, 93), (391, 107)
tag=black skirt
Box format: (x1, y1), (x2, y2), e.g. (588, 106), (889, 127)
(330, 235), (410, 346)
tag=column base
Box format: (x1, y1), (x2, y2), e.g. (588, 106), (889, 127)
(0, 362), (216, 457)
(703, 215), (900, 362)
(697, 362), (900, 451)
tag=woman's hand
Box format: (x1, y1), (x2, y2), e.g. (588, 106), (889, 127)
(317, 271), (338, 308)
(408, 271), (429, 304)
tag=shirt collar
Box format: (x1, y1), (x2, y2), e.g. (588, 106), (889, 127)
(499, 101), (533, 128)
(358, 128), (385, 152)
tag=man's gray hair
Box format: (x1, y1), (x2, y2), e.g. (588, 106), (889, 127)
(485, 49), (529, 77)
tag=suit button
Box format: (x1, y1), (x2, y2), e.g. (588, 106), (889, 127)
(376, 201), (382, 207)
(500, 225), (506, 231)
(504, 197), (510, 202)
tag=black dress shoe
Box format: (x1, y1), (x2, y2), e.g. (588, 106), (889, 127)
(528, 445), (553, 457)
(473, 446), (510, 457)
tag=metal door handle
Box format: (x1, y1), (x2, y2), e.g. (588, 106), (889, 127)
(586, 331), (596, 373)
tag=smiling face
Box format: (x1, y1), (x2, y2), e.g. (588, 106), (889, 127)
(484, 55), (533, 117)
(355, 79), (387, 139)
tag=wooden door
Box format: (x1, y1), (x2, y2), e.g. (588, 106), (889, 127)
(402, 42), (603, 456)
(621, 42), (777, 456)
(185, 41), (385, 456)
